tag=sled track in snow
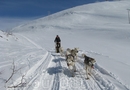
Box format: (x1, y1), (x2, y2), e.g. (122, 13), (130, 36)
(51, 55), (62, 90)
(23, 52), (52, 90)
(76, 62), (102, 90)
(24, 51), (130, 90)
(77, 58), (130, 90)
(31, 53), (65, 90)
(94, 64), (130, 90)
(11, 49), (130, 90)
(49, 54), (98, 90)
(46, 53), (114, 90)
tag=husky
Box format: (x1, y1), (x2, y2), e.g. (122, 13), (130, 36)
(59, 47), (64, 56)
(56, 47), (68, 57)
(65, 48), (79, 60)
(71, 48), (79, 60)
(66, 54), (76, 77)
(82, 54), (96, 79)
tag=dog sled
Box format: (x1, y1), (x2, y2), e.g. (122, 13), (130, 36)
(55, 42), (61, 53)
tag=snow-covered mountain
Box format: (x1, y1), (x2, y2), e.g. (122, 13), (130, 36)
(0, 0), (130, 90)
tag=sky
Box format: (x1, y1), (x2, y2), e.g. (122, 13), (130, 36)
(0, 0), (108, 31)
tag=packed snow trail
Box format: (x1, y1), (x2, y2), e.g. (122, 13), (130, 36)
(25, 50), (129, 90)
(41, 50), (129, 90)
(7, 49), (130, 90)
(6, 34), (129, 90)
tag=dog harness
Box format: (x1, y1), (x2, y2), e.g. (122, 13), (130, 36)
(66, 54), (74, 61)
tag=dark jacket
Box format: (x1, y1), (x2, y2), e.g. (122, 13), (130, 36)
(54, 36), (61, 43)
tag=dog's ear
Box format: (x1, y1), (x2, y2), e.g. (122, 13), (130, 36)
(74, 47), (79, 51)
(90, 58), (94, 61)
(82, 54), (85, 57)
(77, 47), (79, 50)
(90, 58), (96, 63)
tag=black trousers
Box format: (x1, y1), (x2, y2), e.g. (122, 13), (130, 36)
(55, 42), (61, 53)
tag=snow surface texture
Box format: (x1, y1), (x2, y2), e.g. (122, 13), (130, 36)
(0, 0), (130, 90)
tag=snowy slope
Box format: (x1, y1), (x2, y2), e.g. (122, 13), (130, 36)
(0, 0), (130, 90)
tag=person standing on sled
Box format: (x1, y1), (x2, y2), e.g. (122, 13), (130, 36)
(54, 35), (61, 53)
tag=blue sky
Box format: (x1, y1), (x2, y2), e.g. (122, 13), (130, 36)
(0, 0), (108, 31)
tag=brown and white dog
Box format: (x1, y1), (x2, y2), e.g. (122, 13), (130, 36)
(82, 54), (96, 79)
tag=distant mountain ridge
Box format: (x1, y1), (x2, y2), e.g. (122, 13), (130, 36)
(11, 0), (130, 33)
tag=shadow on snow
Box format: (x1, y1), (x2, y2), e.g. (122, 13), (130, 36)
(47, 56), (74, 77)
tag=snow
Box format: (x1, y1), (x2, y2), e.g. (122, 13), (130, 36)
(0, 0), (130, 90)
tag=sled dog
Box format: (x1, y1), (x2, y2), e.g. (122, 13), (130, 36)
(59, 47), (64, 56)
(66, 54), (76, 77)
(82, 54), (96, 79)
(65, 48), (79, 60)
